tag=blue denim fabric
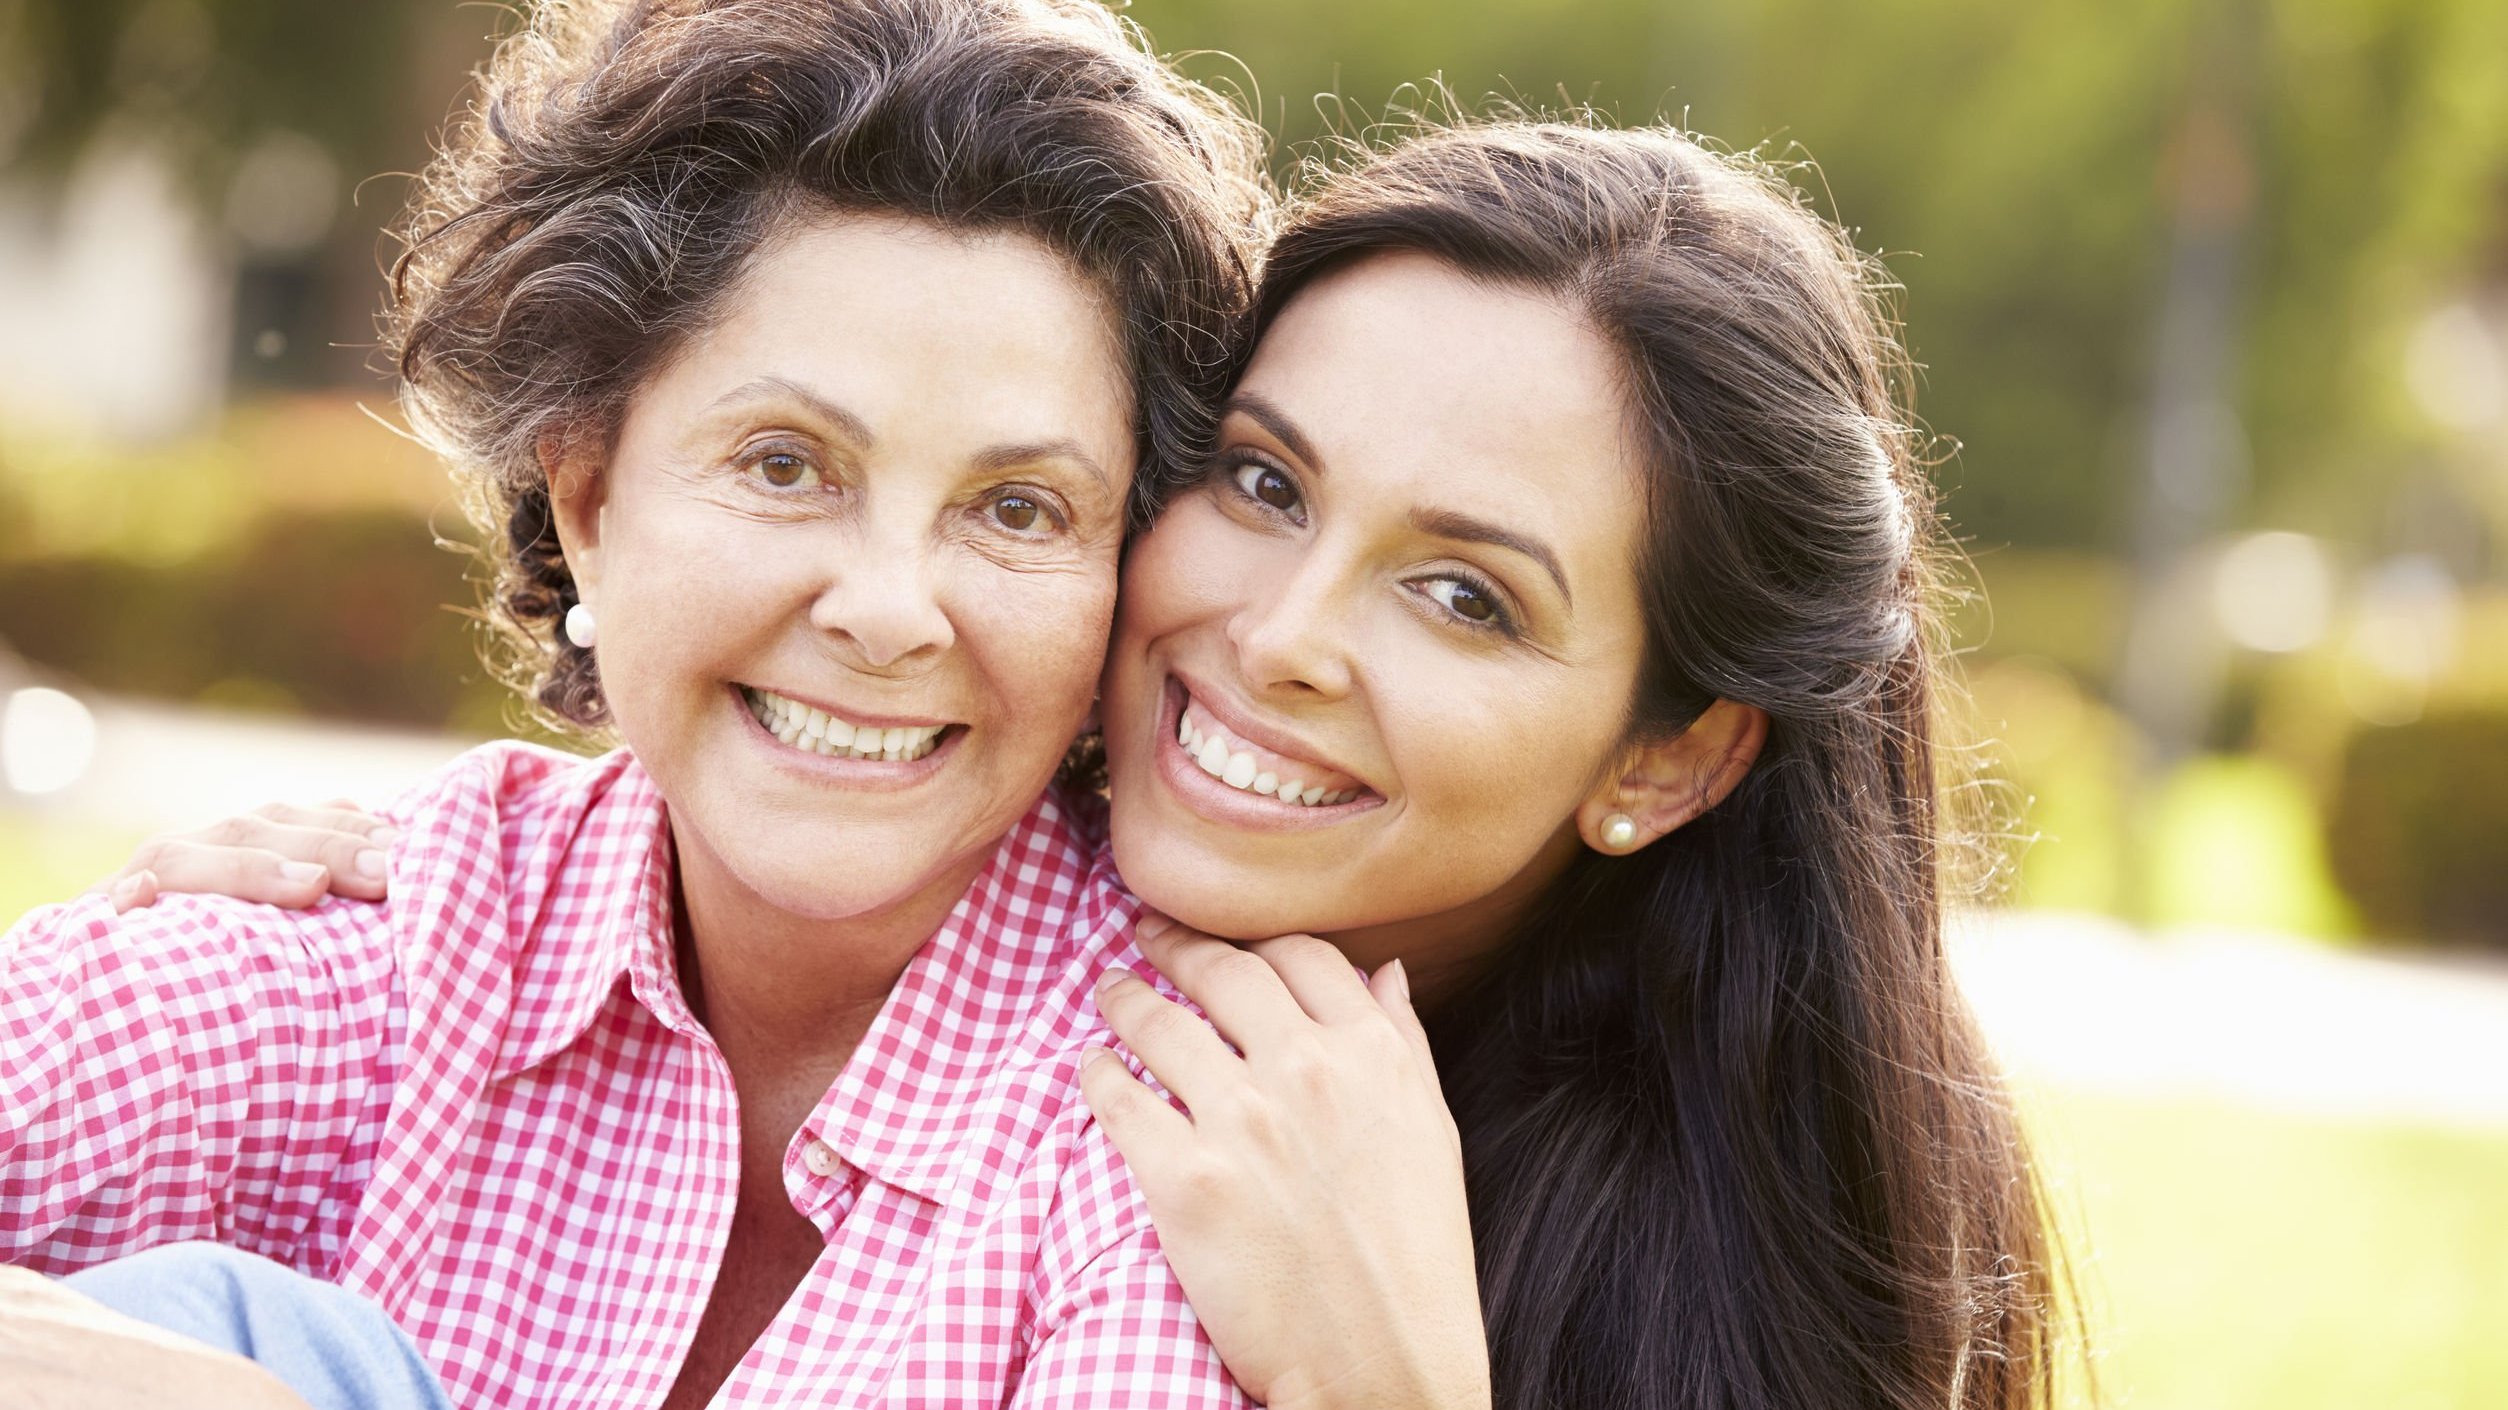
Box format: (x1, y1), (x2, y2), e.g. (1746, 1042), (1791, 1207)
(63, 1243), (454, 1410)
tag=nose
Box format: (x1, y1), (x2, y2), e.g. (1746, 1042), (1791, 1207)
(809, 522), (955, 672)
(1225, 548), (1355, 699)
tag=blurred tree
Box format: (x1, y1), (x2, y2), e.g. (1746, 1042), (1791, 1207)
(0, 0), (495, 388)
(1, 0), (426, 195)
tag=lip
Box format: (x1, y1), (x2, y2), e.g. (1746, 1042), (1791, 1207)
(731, 684), (966, 789)
(739, 681), (957, 732)
(1153, 674), (1383, 832)
(1166, 670), (1367, 785)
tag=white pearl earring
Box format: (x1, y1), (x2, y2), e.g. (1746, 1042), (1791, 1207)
(563, 603), (598, 650)
(1600, 812), (1639, 851)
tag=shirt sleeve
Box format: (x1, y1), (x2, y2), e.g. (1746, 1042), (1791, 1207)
(1010, 1120), (1257, 1410)
(0, 890), (404, 1276)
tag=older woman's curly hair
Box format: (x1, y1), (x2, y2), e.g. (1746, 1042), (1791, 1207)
(385, 0), (1268, 732)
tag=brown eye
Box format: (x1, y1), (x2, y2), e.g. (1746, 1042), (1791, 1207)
(1424, 576), (1504, 627)
(992, 494), (1043, 532)
(755, 452), (809, 488)
(1230, 460), (1304, 519)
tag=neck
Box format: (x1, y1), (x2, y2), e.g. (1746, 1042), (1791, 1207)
(1321, 824), (1585, 1011)
(668, 818), (993, 1077)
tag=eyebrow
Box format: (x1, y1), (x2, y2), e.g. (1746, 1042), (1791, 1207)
(1225, 393), (1572, 607)
(1222, 392), (1328, 474)
(1410, 507), (1573, 606)
(706, 377), (875, 447)
(972, 439), (1113, 491)
(711, 377), (1109, 489)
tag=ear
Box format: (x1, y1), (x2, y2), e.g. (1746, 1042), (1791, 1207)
(541, 428), (610, 607)
(1574, 698), (1769, 855)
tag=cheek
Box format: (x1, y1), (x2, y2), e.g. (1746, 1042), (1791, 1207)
(1117, 498), (1246, 641)
(955, 554), (1122, 736)
(1369, 647), (1635, 871)
(601, 520), (795, 669)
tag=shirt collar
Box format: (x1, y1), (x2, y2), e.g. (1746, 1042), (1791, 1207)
(807, 785), (1123, 1208)
(494, 754), (1121, 1210)
(491, 751), (680, 1079)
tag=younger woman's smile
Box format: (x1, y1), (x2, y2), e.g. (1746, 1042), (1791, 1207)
(1153, 674), (1379, 829)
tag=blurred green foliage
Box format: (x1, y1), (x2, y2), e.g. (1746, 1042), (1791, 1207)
(0, 399), (508, 729)
(0, 0), (435, 203)
(2330, 710), (2508, 947)
(0, 507), (484, 725)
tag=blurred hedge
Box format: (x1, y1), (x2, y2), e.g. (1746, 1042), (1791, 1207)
(0, 507), (491, 729)
(2328, 710), (2508, 952)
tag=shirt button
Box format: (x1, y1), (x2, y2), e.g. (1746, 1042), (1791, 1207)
(801, 1137), (841, 1178)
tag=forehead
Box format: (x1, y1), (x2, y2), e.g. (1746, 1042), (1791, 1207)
(1239, 251), (1645, 559)
(637, 211), (1134, 460)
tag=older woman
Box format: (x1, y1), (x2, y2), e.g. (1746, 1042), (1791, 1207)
(0, 2), (1269, 1407)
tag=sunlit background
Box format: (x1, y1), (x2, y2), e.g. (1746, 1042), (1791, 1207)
(3, 1), (2505, 1404)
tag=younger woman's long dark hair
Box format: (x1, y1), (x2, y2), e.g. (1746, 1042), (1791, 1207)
(1257, 123), (2062, 1410)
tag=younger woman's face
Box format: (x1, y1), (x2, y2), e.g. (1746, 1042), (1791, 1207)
(1102, 251), (1654, 984)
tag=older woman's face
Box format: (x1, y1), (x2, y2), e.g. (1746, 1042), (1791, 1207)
(1100, 252), (1655, 983)
(559, 212), (1132, 925)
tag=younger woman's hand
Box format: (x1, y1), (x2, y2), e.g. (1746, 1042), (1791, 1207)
(88, 802), (396, 914)
(1080, 914), (1490, 1410)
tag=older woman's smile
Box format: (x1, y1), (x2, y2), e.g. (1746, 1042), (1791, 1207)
(738, 684), (960, 763)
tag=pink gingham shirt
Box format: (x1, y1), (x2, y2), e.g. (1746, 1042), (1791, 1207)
(2, 742), (1250, 1409)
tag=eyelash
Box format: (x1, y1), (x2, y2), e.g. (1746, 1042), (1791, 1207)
(1219, 451), (1306, 528)
(1411, 571), (1519, 636)
(737, 441), (827, 492)
(978, 485), (1070, 536)
(1214, 450), (1522, 638)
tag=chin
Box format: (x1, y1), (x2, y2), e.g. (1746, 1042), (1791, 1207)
(1115, 840), (1337, 943)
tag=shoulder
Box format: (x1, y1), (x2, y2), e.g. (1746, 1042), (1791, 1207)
(377, 740), (632, 865)
(2, 871), (402, 1060)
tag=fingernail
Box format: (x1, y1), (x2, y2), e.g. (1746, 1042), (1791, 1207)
(1080, 1046), (1113, 1070)
(110, 874), (143, 909)
(368, 826), (400, 847)
(1095, 967), (1128, 995)
(281, 861), (327, 885)
(1387, 958), (1410, 1003)
(355, 848), (387, 881)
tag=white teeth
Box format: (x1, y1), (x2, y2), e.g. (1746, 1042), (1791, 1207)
(745, 688), (945, 762)
(1173, 697), (1366, 808)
